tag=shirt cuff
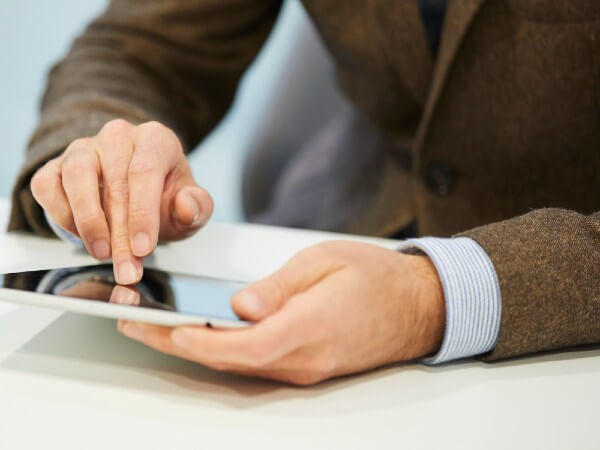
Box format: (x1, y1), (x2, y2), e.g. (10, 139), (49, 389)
(398, 237), (501, 364)
(44, 209), (84, 247)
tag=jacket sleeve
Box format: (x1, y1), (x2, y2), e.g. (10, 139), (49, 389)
(458, 208), (600, 361)
(8, 0), (282, 236)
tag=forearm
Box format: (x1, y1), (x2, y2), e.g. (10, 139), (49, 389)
(9, 0), (282, 235)
(459, 208), (600, 361)
(400, 207), (600, 364)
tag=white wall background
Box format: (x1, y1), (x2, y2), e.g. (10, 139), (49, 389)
(0, 0), (315, 223)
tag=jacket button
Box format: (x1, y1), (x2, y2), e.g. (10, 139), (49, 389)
(424, 162), (456, 196)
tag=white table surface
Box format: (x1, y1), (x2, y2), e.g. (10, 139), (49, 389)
(0, 197), (599, 450)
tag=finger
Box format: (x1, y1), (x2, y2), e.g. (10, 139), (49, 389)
(97, 119), (141, 285)
(30, 156), (77, 235)
(168, 294), (318, 368)
(231, 246), (345, 321)
(118, 321), (261, 374)
(61, 141), (111, 260)
(169, 185), (213, 233)
(119, 320), (331, 385)
(127, 123), (178, 257)
(117, 320), (279, 371)
(118, 320), (207, 361)
(158, 161), (213, 242)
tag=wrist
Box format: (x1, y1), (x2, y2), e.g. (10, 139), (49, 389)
(411, 255), (446, 358)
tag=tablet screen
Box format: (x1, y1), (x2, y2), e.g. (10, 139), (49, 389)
(2, 264), (246, 323)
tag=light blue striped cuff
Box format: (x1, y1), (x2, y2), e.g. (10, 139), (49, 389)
(44, 209), (84, 247)
(398, 237), (501, 364)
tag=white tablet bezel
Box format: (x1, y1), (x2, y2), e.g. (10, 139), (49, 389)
(0, 285), (250, 329)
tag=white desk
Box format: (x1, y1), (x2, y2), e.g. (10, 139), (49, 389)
(0, 198), (599, 450)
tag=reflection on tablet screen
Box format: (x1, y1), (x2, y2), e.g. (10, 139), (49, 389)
(3, 265), (246, 323)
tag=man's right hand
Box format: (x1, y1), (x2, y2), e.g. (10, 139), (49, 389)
(30, 119), (213, 285)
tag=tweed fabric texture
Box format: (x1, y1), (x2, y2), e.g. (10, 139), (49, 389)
(8, 0), (600, 361)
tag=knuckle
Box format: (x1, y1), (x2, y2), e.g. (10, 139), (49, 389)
(314, 240), (345, 256)
(61, 153), (91, 177)
(30, 170), (50, 198)
(75, 209), (106, 231)
(65, 137), (91, 154)
(110, 227), (130, 247)
(101, 118), (132, 136)
(107, 179), (129, 204)
(138, 120), (166, 135)
(263, 276), (288, 304)
(128, 204), (153, 224)
(138, 121), (183, 154)
(111, 241), (132, 260)
(127, 158), (160, 178)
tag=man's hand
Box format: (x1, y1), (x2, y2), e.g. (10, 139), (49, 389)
(30, 119), (213, 285)
(118, 241), (445, 385)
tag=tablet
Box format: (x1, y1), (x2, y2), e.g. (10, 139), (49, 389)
(0, 264), (250, 328)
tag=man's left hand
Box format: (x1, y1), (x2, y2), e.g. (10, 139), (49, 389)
(118, 241), (445, 385)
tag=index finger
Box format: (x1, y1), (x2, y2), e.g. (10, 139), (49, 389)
(97, 120), (142, 285)
(175, 295), (314, 367)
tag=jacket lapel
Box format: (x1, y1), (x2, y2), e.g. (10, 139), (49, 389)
(371, 0), (433, 105)
(414, 0), (487, 151)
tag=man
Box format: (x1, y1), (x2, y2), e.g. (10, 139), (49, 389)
(8, 0), (600, 385)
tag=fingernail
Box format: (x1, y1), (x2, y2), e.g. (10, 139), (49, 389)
(132, 232), (151, 256)
(118, 261), (139, 285)
(235, 291), (265, 318)
(173, 191), (202, 227)
(186, 193), (202, 227)
(92, 239), (110, 260)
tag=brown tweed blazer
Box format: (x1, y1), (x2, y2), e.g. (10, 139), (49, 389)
(8, 0), (600, 362)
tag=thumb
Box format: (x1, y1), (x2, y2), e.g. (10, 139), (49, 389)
(162, 184), (213, 240)
(232, 246), (343, 321)
(232, 276), (292, 322)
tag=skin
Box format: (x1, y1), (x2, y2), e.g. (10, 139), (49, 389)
(30, 120), (446, 386)
(119, 241), (445, 385)
(30, 119), (214, 285)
